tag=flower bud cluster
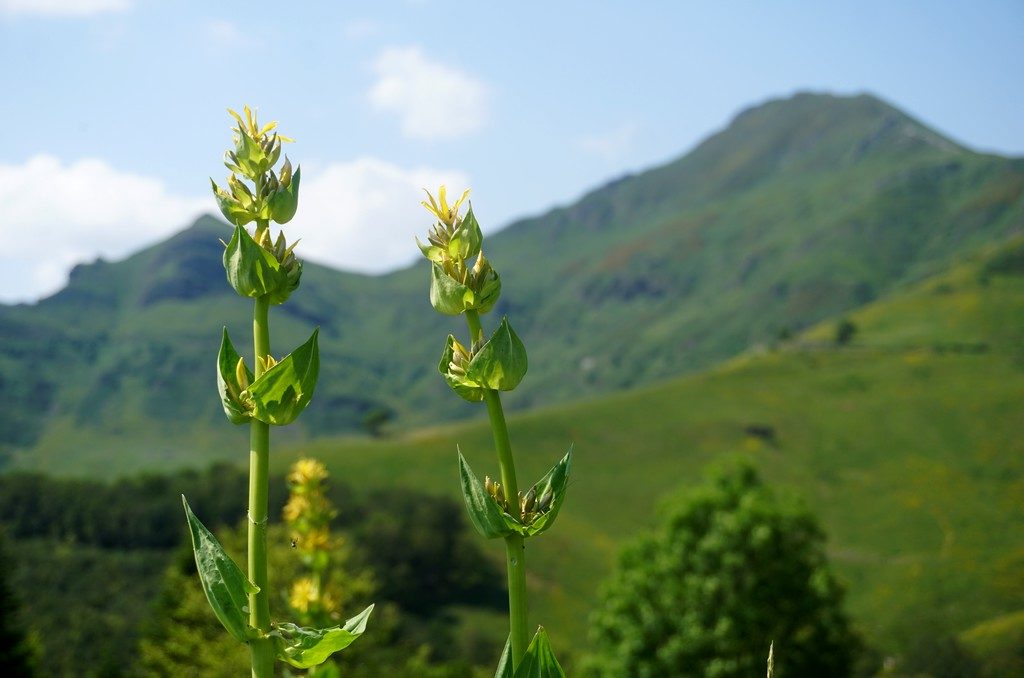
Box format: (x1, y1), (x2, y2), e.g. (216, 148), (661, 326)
(484, 475), (555, 527)
(418, 186), (501, 316)
(284, 458), (337, 554)
(211, 106), (301, 228)
(284, 458), (339, 622)
(213, 106), (304, 304)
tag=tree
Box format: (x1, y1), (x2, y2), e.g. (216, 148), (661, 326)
(0, 530), (36, 675)
(586, 459), (861, 677)
(362, 407), (393, 438)
(835, 319), (857, 346)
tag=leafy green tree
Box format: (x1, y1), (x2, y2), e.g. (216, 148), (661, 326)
(0, 530), (36, 675)
(835, 319), (857, 346)
(586, 459), (861, 677)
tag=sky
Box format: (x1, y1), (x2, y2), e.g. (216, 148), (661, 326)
(1, 0), (1022, 303)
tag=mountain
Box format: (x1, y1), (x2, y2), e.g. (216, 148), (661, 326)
(2, 91), (1022, 473)
(286, 234), (1024, 659)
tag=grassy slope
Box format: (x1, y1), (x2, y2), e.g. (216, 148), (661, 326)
(275, 237), (1024, 660)
(4, 93), (1023, 473)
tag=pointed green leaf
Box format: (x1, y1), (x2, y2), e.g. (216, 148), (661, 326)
(448, 207), (483, 261)
(458, 207), (484, 260)
(216, 328), (252, 424)
(223, 224), (289, 300)
(274, 604), (374, 668)
(211, 179), (255, 226)
(494, 635), (513, 678)
(181, 496), (256, 643)
(438, 335), (485, 402)
(458, 450), (515, 539)
(466, 317), (528, 392)
(429, 263), (475, 315)
(245, 328), (320, 426)
(514, 627), (566, 678)
(269, 165), (301, 224)
(416, 236), (445, 264)
(523, 447), (573, 537)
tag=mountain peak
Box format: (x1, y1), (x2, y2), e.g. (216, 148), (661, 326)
(720, 90), (961, 164)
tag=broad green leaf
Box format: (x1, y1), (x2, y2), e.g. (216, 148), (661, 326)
(494, 635), (512, 678)
(523, 447), (573, 537)
(438, 335), (485, 402)
(514, 627), (566, 678)
(429, 263), (475, 315)
(274, 604), (374, 668)
(216, 328), (252, 424)
(181, 496), (257, 643)
(269, 165), (301, 224)
(466, 317), (528, 392)
(223, 224), (289, 300)
(458, 451), (515, 539)
(233, 128), (269, 178)
(245, 328), (320, 426)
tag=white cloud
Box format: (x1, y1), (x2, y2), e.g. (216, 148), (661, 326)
(0, 0), (130, 17)
(368, 46), (488, 140)
(576, 122), (640, 160)
(0, 155), (207, 302)
(0, 154), (470, 303)
(289, 157), (469, 273)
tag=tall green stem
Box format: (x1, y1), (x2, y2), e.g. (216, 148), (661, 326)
(465, 310), (530, 668)
(248, 293), (274, 677)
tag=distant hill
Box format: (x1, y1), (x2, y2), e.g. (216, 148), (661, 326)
(286, 235), (1024, 661)
(2, 91), (1022, 472)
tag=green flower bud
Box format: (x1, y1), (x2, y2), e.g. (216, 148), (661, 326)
(269, 163), (301, 224)
(216, 328), (254, 424)
(222, 224), (303, 304)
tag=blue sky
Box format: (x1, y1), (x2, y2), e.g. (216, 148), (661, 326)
(1, 0), (1022, 302)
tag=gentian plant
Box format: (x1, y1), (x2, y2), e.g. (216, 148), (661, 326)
(418, 187), (571, 676)
(182, 107), (372, 677)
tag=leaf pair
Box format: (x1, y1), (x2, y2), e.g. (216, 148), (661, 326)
(217, 327), (320, 426)
(458, 447), (572, 540)
(439, 317), (527, 402)
(182, 497), (372, 668)
(223, 224), (302, 304)
(494, 628), (566, 678)
(429, 261), (502, 316)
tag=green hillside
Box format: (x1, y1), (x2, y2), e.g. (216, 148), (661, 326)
(274, 236), (1024, 661)
(3, 91), (1023, 473)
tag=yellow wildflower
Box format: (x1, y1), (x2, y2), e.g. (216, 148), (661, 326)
(421, 185), (470, 227)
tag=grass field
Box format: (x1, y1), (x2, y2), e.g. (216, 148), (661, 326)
(272, 237), (1024, 662)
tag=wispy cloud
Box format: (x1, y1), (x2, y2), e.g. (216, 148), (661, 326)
(343, 18), (379, 39)
(576, 122), (640, 160)
(201, 19), (252, 49)
(290, 157), (469, 273)
(0, 155), (207, 302)
(368, 46), (488, 141)
(0, 0), (131, 17)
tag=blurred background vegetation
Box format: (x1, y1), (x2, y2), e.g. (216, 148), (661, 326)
(1, 93), (1022, 676)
